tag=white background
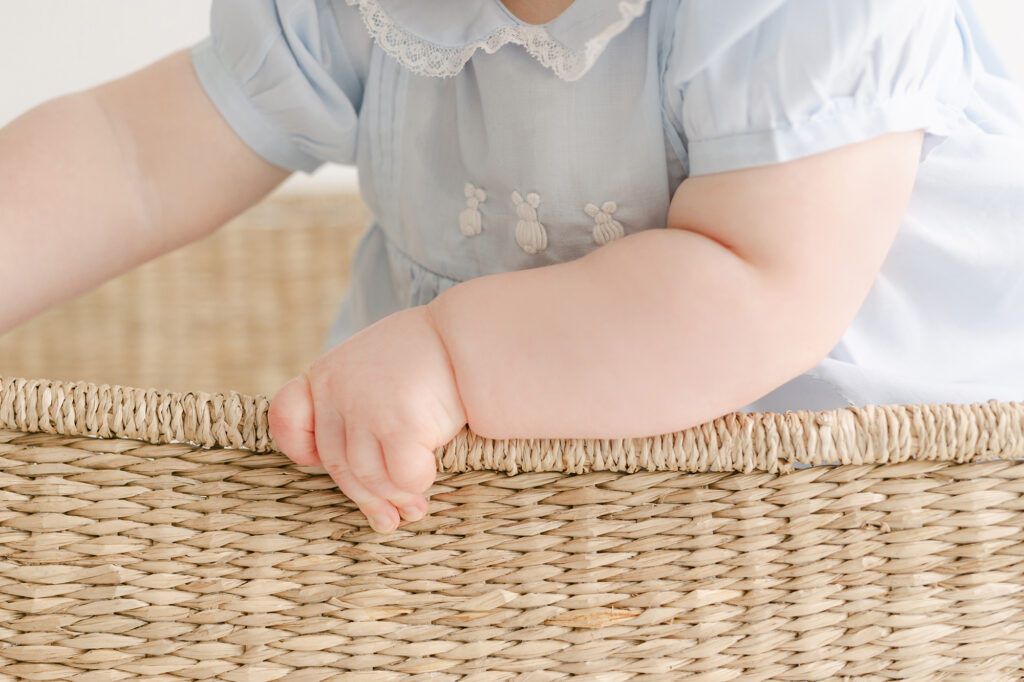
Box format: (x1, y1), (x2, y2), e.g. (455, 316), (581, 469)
(2, 0), (1022, 195)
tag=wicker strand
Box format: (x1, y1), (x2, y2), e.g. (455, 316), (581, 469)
(2, 376), (1022, 474)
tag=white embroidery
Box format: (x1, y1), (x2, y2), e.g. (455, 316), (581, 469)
(584, 201), (625, 246)
(459, 183), (486, 237)
(343, 0), (650, 82)
(512, 191), (548, 255)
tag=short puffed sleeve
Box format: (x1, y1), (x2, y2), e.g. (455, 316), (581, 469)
(191, 0), (372, 173)
(663, 0), (974, 177)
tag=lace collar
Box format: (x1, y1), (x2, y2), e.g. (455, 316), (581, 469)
(344, 0), (651, 81)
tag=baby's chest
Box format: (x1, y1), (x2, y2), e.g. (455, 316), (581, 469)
(354, 21), (684, 283)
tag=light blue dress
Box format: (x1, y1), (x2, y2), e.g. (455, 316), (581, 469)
(191, 0), (1024, 414)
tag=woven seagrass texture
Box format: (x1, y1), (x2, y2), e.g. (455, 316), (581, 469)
(0, 194), (369, 397)
(0, 377), (1023, 680)
(3, 376), (1024, 474)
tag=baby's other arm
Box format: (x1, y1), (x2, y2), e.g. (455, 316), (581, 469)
(0, 49), (290, 334)
(428, 131), (924, 439)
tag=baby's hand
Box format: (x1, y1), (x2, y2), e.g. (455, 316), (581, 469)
(268, 305), (467, 534)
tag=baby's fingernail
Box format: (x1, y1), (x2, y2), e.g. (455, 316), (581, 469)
(400, 505), (424, 522)
(370, 513), (395, 534)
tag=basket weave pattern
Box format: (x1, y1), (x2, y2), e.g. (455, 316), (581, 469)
(0, 376), (1022, 680)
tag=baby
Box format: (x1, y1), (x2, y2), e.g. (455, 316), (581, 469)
(2, 0), (1023, 536)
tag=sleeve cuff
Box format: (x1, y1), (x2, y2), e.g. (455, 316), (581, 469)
(190, 37), (324, 174)
(686, 94), (961, 177)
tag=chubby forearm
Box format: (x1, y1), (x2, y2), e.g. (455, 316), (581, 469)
(0, 50), (287, 336)
(0, 91), (152, 335)
(427, 227), (828, 440)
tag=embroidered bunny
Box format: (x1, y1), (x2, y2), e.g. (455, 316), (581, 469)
(584, 201), (625, 246)
(459, 182), (486, 237)
(512, 191), (547, 254)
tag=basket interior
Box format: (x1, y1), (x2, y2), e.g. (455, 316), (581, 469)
(0, 193), (368, 397)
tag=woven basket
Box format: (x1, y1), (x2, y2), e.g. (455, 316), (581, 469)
(1, 194), (1023, 680)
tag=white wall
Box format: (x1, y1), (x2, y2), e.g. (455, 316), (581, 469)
(2, 0), (1023, 196)
(0, 0), (354, 195)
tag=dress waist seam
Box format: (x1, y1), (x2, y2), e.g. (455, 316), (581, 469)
(373, 221), (466, 285)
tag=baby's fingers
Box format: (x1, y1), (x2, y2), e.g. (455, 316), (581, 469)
(346, 423), (428, 523)
(313, 401), (400, 534)
(378, 432), (437, 499)
(268, 376), (320, 466)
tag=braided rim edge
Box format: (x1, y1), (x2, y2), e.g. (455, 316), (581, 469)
(2, 375), (1022, 475)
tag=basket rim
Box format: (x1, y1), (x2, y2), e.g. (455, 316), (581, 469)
(1, 375), (1022, 475)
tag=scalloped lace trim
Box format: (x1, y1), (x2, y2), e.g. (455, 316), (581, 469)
(345, 0), (650, 81)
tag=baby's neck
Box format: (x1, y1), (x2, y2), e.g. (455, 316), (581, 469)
(500, 0), (576, 25)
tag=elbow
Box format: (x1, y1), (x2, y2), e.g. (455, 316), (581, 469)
(87, 90), (162, 238)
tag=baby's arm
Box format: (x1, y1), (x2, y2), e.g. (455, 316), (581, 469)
(0, 49), (290, 334)
(428, 131), (924, 439)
